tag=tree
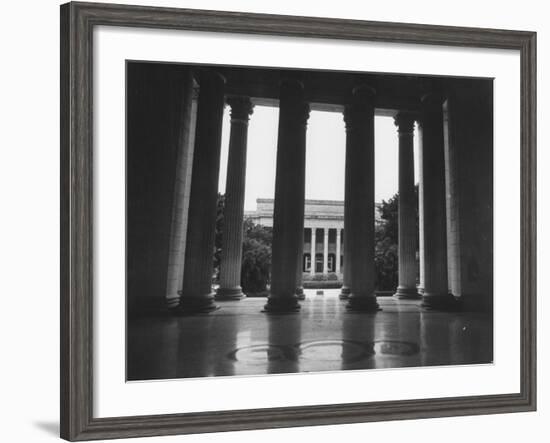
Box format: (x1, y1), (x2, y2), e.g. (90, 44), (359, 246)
(213, 194), (272, 293)
(240, 219), (272, 294)
(374, 186), (419, 291)
(375, 194), (399, 290)
(213, 193), (225, 282)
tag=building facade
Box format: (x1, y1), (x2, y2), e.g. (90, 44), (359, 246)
(245, 198), (382, 277)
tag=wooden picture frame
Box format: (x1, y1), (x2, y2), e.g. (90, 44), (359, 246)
(60, 1), (536, 440)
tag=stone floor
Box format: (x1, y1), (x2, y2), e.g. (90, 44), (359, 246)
(127, 289), (493, 381)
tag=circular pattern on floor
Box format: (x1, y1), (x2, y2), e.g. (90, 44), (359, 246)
(228, 339), (418, 363)
(298, 339), (374, 363)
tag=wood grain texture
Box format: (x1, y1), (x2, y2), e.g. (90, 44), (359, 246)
(60, 2), (536, 440)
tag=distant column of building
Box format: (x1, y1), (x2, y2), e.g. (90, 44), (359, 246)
(245, 198), (385, 279)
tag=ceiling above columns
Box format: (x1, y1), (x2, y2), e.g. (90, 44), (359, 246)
(210, 65), (462, 116)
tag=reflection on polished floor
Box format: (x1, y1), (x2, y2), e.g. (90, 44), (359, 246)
(127, 289), (493, 381)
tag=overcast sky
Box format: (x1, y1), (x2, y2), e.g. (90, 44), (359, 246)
(218, 106), (419, 212)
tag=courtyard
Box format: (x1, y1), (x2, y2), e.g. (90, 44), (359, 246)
(127, 290), (493, 381)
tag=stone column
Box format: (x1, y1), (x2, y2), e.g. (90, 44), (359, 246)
(310, 228), (316, 276)
(178, 69), (226, 314)
(340, 228), (351, 299)
(394, 113), (421, 299)
(417, 124), (425, 295)
(344, 85), (379, 312)
(295, 163), (307, 301)
(216, 96), (254, 300)
(419, 93), (456, 310)
(323, 228), (329, 274)
(165, 75), (197, 309)
(336, 229), (341, 275)
(296, 227), (305, 300)
(264, 78), (310, 312)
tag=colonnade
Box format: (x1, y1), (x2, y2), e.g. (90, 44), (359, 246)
(306, 227), (342, 275)
(176, 68), (458, 314)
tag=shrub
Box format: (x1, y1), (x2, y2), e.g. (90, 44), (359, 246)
(303, 280), (343, 289)
(240, 219), (273, 293)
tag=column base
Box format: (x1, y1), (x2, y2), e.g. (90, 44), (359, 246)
(263, 295), (301, 313)
(165, 296), (180, 310)
(417, 286), (425, 295)
(346, 293), (380, 312)
(421, 293), (461, 311)
(296, 287), (306, 300)
(339, 285), (351, 299)
(393, 286), (421, 300)
(215, 286), (245, 301)
(174, 293), (219, 314)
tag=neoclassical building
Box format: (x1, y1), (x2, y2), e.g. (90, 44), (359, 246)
(127, 62), (493, 316)
(247, 198), (346, 277)
(245, 198), (383, 278)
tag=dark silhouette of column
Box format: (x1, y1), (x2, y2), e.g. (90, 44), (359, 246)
(394, 113), (420, 299)
(264, 78), (310, 313)
(296, 227), (305, 300)
(336, 229), (341, 275)
(417, 123), (425, 295)
(419, 93), (456, 310)
(164, 73), (197, 309)
(344, 85), (379, 312)
(216, 96), (254, 300)
(177, 70), (225, 314)
(340, 228), (351, 299)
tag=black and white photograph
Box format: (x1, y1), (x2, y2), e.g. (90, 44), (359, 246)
(126, 62), (494, 381)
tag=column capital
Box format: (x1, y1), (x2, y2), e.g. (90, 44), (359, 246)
(292, 102), (311, 125)
(279, 74), (305, 93)
(351, 84), (376, 101)
(227, 96), (254, 122)
(394, 112), (416, 134)
(278, 76), (310, 125)
(421, 92), (446, 109)
(418, 93), (446, 129)
(344, 84), (376, 129)
(197, 68), (226, 87)
(279, 87), (310, 126)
